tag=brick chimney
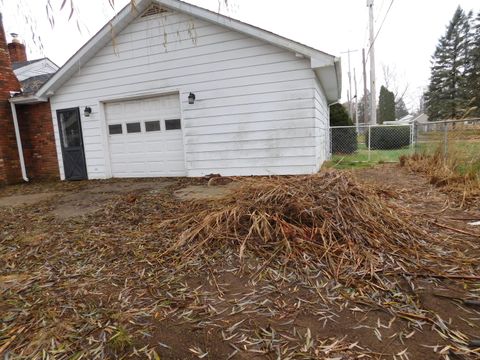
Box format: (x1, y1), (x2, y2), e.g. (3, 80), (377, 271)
(8, 33), (27, 63)
(0, 13), (22, 184)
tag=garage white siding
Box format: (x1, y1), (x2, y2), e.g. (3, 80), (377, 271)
(314, 78), (330, 169)
(49, 6), (328, 179)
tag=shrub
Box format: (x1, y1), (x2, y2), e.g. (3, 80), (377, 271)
(366, 126), (411, 150)
(331, 127), (358, 154)
(330, 104), (357, 154)
(330, 104), (353, 126)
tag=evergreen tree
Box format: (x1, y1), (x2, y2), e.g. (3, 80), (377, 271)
(467, 12), (480, 117)
(395, 98), (409, 119)
(425, 7), (472, 121)
(378, 86), (395, 123)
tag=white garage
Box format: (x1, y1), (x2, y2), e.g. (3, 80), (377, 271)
(36, 0), (342, 180)
(104, 94), (185, 177)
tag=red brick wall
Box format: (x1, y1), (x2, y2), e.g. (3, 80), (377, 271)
(0, 13), (22, 185)
(16, 102), (59, 180)
(7, 42), (27, 63)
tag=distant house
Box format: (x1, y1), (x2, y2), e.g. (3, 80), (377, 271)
(383, 114), (413, 125)
(412, 113), (430, 132)
(6, 0), (342, 181)
(397, 114), (414, 123)
(0, 22), (59, 185)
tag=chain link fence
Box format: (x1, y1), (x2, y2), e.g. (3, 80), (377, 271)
(329, 123), (415, 166)
(415, 118), (480, 175)
(328, 118), (480, 172)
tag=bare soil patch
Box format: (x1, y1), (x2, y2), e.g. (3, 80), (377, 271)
(0, 192), (59, 208)
(50, 180), (174, 219)
(174, 182), (239, 201)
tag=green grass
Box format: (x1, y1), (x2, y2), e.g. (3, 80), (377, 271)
(327, 144), (413, 169)
(327, 135), (480, 171)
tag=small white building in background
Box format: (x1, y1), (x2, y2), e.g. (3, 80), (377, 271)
(32, 0), (341, 180)
(383, 114), (414, 126)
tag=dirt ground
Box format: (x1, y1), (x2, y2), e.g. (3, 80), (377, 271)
(0, 165), (479, 359)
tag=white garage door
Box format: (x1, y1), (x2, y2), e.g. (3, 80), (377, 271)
(105, 94), (186, 177)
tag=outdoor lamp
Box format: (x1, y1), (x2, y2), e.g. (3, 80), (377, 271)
(188, 92), (196, 104)
(84, 106), (92, 117)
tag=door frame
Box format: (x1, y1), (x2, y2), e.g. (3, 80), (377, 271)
(56, 107), (88, 180)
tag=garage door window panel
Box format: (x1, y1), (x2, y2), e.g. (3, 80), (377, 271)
(165, 119), (181, 130)
(126, 122), (142, 133)
(145, 120), (161, 132)
(109, 124), (123, 135)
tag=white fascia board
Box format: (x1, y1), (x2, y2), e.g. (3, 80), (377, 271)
(36, 0), (152, 98)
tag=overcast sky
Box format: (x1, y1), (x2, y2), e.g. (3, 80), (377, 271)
(1, 0), (479, 111)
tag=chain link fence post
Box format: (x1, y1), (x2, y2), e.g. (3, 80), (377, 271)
(443, 121), (448, 161)
(368, 125), (372, 162)
(329, 127), (333, 160)
(410, 122), (416, 155)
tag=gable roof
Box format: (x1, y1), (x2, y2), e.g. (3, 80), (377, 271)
(13, 57), (59, 82)
(36, 0), (341, 102)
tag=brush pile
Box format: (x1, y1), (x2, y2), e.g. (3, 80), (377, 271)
(162, 170), (476, 284)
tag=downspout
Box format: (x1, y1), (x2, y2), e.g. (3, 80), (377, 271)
(9, 99), (29, 182)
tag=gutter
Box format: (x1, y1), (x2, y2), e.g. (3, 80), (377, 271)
(333, 57), (343, 100)
(8, 95), (29, 182)
(10, 95), (48, 104)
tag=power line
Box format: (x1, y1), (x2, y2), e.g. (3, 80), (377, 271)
(367, 0), (395, 58)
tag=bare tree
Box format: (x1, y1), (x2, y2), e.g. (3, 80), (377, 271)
(382, 64), (410, 118)
(382, 64), (409, 104)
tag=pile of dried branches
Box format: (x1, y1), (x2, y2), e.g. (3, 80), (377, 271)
(161, 171), (477, 285)
(400, 152), (480, 208)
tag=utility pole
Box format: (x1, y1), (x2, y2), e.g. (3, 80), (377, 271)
(354, 68), (359, 132)
(362, 48), (368, 125)
(367, 0), (377, 124)
(341, 49), (359, 119)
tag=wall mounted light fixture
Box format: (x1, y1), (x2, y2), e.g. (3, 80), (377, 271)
(188, 92), (196, 105)
(84, 106), (92, 117)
